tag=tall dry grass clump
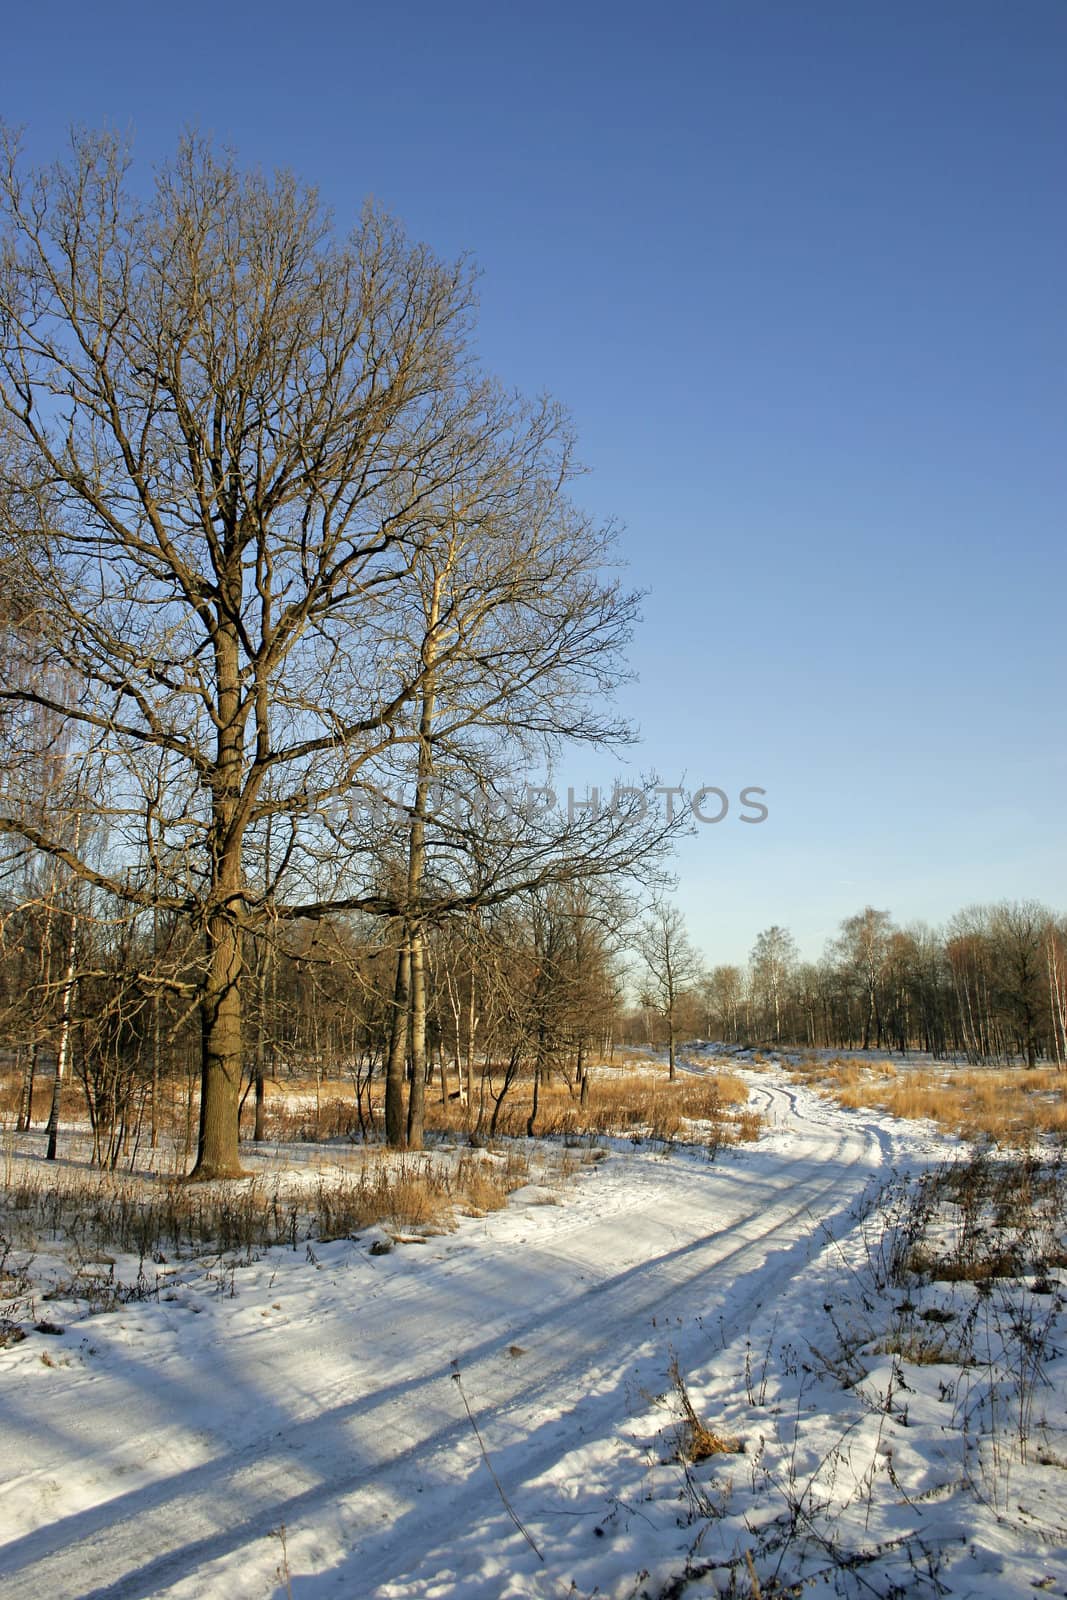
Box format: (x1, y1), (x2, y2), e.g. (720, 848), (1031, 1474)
(813, 1061), (1067, 1141)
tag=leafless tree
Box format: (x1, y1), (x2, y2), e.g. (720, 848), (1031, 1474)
(700, 964), (745, 1043)
(835, 907), (894, 1051)
(1046, 915), (1067, 1068)
(0, 128), (670, 1174)
(989, 900), (1047, 1069)
(749, 925), (797, 1044)
(635, 900), (703, 1080)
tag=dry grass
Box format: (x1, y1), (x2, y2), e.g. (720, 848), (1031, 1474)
(0, 1076), (55, 1124)
(238, 1065), (760, 1150)
(788, 1054), (899, 1088)
(790, 1057), (1067, 1142)
(887, 1146), (1067, 1286)
(264, 1095), (365, 1144)
(0, 1146), (532, 1259)
(872, 1329), (972, 1366)
(0, 1069), (206, 1172)
(0, 1058), (760, 1156)
(667, 1354), (743, 1462)
(0, 1056), (757, 1276)
(427, 1066), (759, 1149)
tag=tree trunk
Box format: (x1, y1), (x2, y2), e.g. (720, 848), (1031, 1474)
(188, 613), (249, 1178)
(253, 1071), (266, 1141)
(253, 944), (268, 1142)
(46, 915), (78, 1162)
(444, 968), (460, 1105)
(390, 575), (440, 1148)
(578, 1040), (590, 1108)
(407, 926), (428, 1148)
(465, 970), (477, 1123)
(17, 1043), (37, 1132)
(27, 883), (59, 1134)
(1047, 934), (1067, 1067)
(149, 905), (161, 1151)
(526, 1060), (541, 1138)
(192, 904), (246, 1178)
(150, 993), (160, 1151)
(384, 934), (411, 1146)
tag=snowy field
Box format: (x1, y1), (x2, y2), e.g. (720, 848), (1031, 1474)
(1, 1064), (1065, 1599)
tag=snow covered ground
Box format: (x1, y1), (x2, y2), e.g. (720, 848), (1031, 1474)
(1, 1065), (1065, 1598)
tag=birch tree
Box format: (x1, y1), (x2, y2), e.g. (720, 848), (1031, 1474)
(749, 924), (797, 1044)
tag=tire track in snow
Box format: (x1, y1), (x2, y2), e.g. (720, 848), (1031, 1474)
(0, 1076), (892, 1599)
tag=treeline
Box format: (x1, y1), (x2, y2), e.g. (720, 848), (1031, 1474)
(623, 903), (1067, 1066)
(4, 885), (1063, 1171)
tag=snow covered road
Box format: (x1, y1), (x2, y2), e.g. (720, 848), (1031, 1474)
(2, 1070), (1053, 1599)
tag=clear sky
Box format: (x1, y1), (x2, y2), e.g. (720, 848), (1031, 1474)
(3, 0), (1064, 965)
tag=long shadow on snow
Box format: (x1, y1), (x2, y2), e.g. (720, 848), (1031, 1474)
(0, 1136), (889, 1600)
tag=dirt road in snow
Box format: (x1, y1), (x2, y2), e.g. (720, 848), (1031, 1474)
(0, 1073), (912, 1599)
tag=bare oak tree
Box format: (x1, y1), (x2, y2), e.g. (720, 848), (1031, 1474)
(0, 129), (534, 1174)
(0, 130), (670, 1173)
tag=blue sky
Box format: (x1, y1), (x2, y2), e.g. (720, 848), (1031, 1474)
(4, 1), (1064, 964)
